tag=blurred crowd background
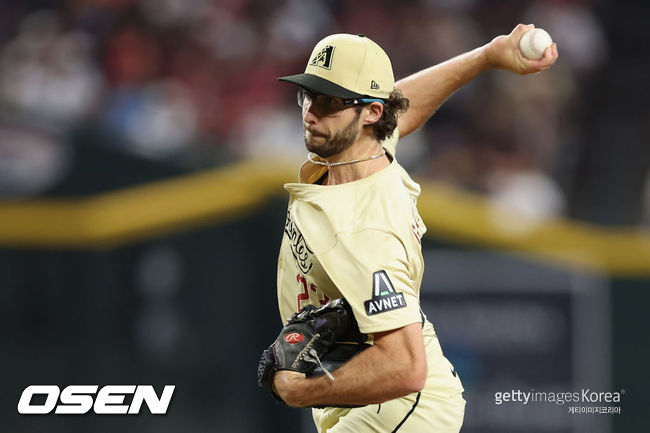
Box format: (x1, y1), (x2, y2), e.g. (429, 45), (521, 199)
(0, 0), (647, 225)
(1, 1), (649, 433)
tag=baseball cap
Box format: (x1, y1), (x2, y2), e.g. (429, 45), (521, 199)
(278, 34), (394, 100)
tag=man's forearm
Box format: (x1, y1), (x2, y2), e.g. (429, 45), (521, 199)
(396, 45), (490, 137)
(395, 24), (559, 138)
(276, 323), (427, 408)
(283, 345), (423, 407)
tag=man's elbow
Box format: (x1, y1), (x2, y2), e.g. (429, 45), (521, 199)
(400, 359), (428, 394)
(411, 366), (428, 393)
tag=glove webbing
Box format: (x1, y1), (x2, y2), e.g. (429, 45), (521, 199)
(291, 333), (335, 381)
(304, 349), (335, 381)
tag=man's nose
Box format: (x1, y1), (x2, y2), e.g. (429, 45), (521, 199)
(302, 103), (319, 124)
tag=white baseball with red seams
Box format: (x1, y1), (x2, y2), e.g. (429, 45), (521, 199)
(519, 28), (553, 60)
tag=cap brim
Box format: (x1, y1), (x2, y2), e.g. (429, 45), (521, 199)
(277, 73), (364, 99)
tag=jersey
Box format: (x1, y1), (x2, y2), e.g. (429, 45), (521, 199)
(276, 133), (465, 432)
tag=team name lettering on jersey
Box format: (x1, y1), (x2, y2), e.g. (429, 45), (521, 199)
(364, 271), (406, 316)
(284, 210), (314, 274)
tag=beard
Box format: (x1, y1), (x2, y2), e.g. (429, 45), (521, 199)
(304, 111), (361, 158)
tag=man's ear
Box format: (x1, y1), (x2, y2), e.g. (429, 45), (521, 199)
(362, 102), (384, 125)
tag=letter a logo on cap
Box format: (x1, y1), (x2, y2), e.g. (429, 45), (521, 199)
(310, 45), (334, 70)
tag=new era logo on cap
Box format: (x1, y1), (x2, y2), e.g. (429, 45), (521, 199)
(310, 45), (335, 70)
(370, 80), (380, 90)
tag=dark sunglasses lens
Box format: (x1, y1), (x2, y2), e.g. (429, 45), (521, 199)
(296, 88), (346, 112)
(315, 95), (344, 112)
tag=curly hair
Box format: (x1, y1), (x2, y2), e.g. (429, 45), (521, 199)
(358, 88), (409, 141)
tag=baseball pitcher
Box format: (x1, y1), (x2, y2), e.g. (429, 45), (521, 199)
(258, 24), (558, 432)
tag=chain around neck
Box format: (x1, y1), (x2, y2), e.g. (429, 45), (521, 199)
(307, 148), (386, 168)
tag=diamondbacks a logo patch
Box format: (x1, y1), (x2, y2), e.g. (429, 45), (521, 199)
(364, 271), (406, 315)
(310, 45), (335, 69)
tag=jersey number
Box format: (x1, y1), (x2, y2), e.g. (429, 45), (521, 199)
(296, 274), (329, 311)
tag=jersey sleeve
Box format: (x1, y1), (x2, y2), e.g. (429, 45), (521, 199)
(317, 229), (422, 334)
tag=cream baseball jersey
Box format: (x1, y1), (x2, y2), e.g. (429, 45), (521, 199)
(276, 134), (464, 432)
(276, 134), (427, 332)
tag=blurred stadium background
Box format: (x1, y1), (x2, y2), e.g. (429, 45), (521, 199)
(0, 1), (648, 432)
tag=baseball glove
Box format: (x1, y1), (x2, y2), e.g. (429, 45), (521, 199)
(257, 298), (369, 404)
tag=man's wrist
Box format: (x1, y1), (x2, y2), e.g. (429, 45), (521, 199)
(273, 370), (311, 407)
(477, 42), (496, 71)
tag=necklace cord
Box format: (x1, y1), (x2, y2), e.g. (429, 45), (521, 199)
(307, 148), (386, 168)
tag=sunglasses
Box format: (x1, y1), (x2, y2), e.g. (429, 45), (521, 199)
(297, 87), (385, 114)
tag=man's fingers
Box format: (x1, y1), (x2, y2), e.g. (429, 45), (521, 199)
(512, 23), (535, 40)
(542, 43), (558, 66)
(525, 43), (558, 72)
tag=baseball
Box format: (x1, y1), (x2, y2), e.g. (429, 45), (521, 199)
(519, 28), (553, 60)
